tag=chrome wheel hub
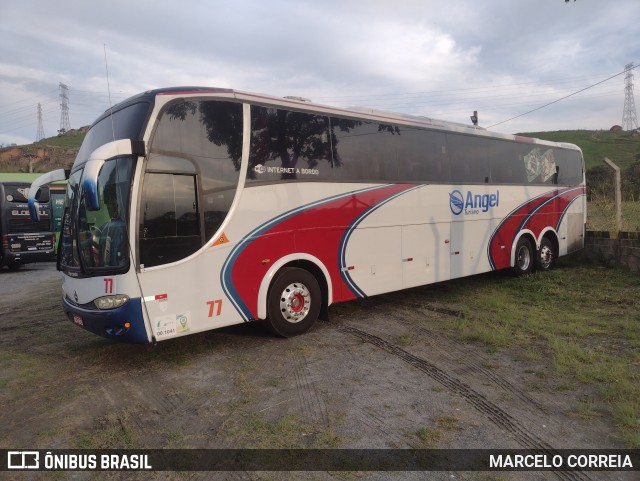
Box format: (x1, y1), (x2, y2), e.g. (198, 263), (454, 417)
(539, 245), (553, 268)
(279, 283), (311, 323)
(517, 245), (531, 271)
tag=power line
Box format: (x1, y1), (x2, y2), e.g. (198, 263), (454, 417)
(487, 65), (639, 128)
(313, 71), (622, 103)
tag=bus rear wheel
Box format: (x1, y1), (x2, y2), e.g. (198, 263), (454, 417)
(511, 237), (533, 276)
(267, 267), (321, 337)
(535, 237), (556, 271)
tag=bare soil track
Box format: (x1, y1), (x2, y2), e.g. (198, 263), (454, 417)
(0, 262), (634, 481)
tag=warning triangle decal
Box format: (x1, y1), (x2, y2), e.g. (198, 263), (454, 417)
(212, 232), (230, 246)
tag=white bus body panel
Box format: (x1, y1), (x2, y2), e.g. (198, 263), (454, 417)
(125, 181), (585, 342)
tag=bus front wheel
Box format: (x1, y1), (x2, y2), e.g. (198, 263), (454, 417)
(511, 237), (534, 276)
(267, 267), (321, 337)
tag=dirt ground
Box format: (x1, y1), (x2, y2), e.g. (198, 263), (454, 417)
(0, 263), (634, 481)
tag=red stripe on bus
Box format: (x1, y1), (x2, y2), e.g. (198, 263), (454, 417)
(230, 184), (415, 319)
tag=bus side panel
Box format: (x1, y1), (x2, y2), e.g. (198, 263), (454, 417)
(488, 185), (586, 270)
(131, 181), (585, 343)
(136, 243), (243, 341)
(222, 183), (418, 320)
(556, 193), (587, 256)
(450, 219), (494, 280)
(401, 223), (450, 289)
(344, 226), (403, 297)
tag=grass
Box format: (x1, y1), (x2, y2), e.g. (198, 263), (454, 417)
(73, 411), (137, 449)
(34, 133), (86, 149)
(408, 263), (640, 447)
(413, 416), (459, 448)
(414, 426), (443, 447)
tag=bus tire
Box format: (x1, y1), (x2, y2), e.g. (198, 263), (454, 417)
(511, 237), (533, 276)
(535, 237), (556, 271)
(267, 267), (321, 337)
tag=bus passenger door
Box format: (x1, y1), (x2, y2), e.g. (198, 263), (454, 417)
(401, 223), (450, 288)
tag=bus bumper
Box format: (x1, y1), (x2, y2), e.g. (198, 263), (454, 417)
(62, 296), (150, 343)
(2, 249), (55, 266)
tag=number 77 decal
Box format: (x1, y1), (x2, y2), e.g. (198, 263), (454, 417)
(206, 299), (223, 317)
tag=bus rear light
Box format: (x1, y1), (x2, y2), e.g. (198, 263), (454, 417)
(94, 294), (129, 310)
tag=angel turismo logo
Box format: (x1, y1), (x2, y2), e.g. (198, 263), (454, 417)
(449, 190), (464, 215)
(449, 189), (500, 216)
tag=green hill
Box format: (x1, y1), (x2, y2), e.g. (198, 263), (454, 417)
(0, 131), (86, 173)
(521, 130), (640, 172)
(34, 131), (86, 149)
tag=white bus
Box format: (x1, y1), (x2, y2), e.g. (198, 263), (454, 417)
(29, 87), (585, 343)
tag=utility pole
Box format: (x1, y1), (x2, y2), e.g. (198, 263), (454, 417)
(622, 63), (638, 131)
(59, 82), (71, 135)
(36, 103), (45, 141)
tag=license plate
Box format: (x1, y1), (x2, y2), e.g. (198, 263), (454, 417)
(72, 314), (84, 327)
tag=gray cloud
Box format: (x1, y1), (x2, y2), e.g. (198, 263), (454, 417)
(1, 0), (639, 145)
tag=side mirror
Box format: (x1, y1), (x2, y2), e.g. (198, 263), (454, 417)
(81, 139), (145, 211)
(81, 158), (105, 211)
(28, 169), (69, 221)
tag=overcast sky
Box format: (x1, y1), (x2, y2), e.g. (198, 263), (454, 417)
(1, 0), (639, 146)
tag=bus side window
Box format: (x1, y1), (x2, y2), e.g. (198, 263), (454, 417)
(246, 106), (332, 183)
(140, 173), (200, 268)
(554, 149), (583, 186)
(146, 99), (243, 265)
(447, 133), (490, 184)
(397, 128), (449, 182)
(331, 120), (399, 182)
(489, 141), (526, 184)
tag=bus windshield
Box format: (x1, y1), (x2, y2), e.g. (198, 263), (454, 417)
(60, 158), (135, 274)
(75, 101), (150, 168)
(59, 100), (150, 276)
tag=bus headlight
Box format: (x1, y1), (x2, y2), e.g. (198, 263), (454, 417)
(94, 294), (130, 310)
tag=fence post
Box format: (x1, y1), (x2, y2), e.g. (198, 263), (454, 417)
(603, 157), (622, 233)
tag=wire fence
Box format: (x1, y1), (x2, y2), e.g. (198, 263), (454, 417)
(587, 182), (640, 233)
(587, 198), (640, 232)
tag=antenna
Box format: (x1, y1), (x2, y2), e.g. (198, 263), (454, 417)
(622, 63), (638, 131)
(102, 43), (152, 337)
(58, 83), (70, 135)
(104, 44), (116, 141)
(36, 103), (45, 141)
